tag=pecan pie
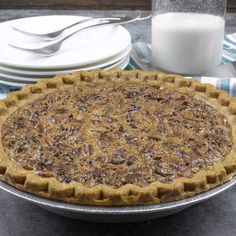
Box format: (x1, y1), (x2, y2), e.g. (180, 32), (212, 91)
(0, 70), (236, 206)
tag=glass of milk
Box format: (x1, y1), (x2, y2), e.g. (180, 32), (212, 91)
(152, 0), (226, 75)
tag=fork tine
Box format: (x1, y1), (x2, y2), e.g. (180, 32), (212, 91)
(12, 26), (43, 38)
(8, 44), (30, 51)
(11, 17), (122, 41)
(9, 11), (144, 56)
(8, 43), (55, 56)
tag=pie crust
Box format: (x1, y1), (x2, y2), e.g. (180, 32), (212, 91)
(0, 69), (236, 206)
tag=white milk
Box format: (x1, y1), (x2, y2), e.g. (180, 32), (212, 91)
(152, 13), (225, 75)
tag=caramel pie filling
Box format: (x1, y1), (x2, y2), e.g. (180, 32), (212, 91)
(1, 82), (233, 188)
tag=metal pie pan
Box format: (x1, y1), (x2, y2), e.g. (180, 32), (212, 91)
(0, 178), (236, 223)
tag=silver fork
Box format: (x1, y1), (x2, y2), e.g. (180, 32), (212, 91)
(9, 11), (151, 56)
(12, 17), (121, 41)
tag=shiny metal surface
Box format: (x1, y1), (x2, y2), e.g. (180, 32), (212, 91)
(0, 177), (236, 223)
(12, 11), (151, 41)
(9, 11), (152, 56)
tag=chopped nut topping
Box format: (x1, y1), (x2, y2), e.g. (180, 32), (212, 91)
(1, 82), (233, 188)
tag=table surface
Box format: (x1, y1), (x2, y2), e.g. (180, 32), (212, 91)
(0, 10), (236, 236)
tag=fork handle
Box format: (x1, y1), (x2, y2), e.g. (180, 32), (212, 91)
(60, 17), (121, 33)
(59, 17), (138, 44)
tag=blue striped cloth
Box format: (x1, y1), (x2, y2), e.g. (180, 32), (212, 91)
(128, 33), (236, 96)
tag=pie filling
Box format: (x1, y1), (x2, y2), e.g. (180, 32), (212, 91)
(1, 82), (233, 188)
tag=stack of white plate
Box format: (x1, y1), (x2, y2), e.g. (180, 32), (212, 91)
(0, 15), (132, 87)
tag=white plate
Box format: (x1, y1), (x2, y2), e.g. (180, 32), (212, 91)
(106, 55), (129, 70)
(0, 44), (131, 77)
(0, 79), (26, 88)
(0, 15), (131, 69)
(0, 56), (130, 87)
(0, 55), (130, 83)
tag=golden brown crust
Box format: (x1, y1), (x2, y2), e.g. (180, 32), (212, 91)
(0, 69), (236, 206)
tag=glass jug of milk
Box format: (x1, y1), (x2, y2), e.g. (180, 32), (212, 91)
(152, 0), (226, 75)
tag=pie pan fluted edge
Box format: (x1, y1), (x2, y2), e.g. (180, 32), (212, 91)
(0, 69), (236, 206)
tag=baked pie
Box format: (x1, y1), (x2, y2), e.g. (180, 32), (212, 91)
(0, 70), (235, 206)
